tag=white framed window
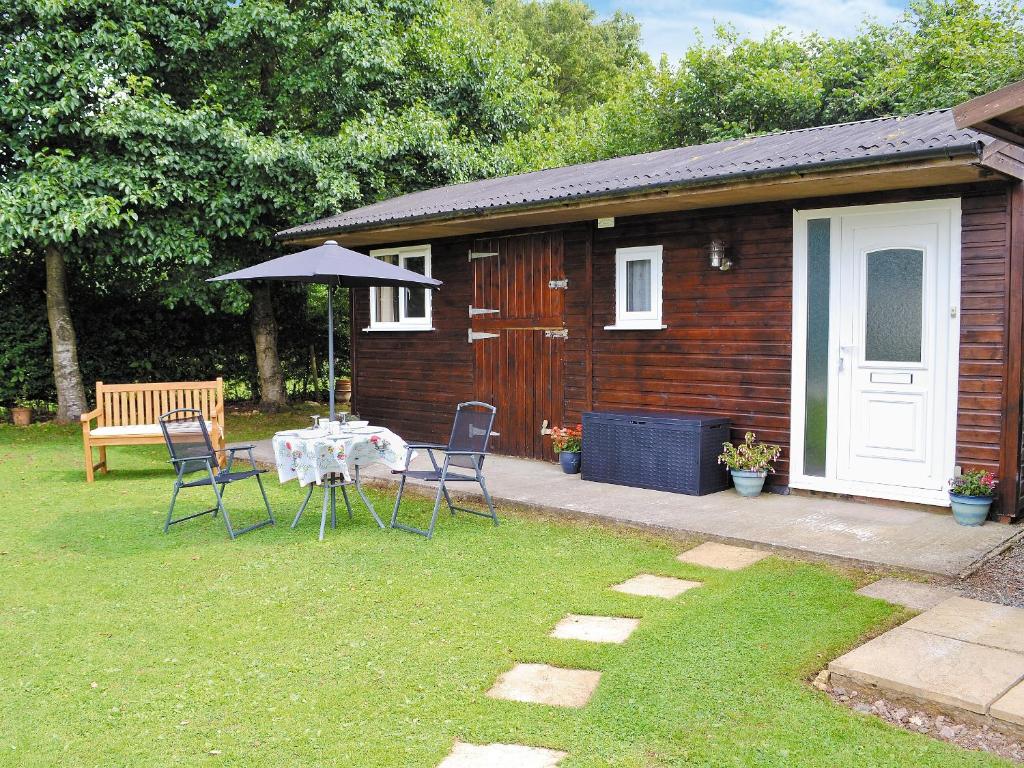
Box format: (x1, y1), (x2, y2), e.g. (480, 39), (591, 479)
(365, 244), (433, 331)
(605, 245), (664, 330)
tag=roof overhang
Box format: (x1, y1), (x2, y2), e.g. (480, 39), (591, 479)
(280, 153), (1000, 247)
(954, 80), (1024, 145)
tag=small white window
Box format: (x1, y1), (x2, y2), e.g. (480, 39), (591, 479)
(366, 245), (433, 331)
(606, 245), (664, 330)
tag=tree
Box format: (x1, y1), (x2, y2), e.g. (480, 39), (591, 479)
(506, 0), (1024, 171)
(0, 0), (228, 420)
(474, 0), (644, 112)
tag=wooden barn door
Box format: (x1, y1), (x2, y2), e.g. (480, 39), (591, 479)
(470, 232), (566, 460)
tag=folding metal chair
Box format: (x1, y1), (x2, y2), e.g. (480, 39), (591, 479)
(390, 401), (498, 539)
(159, 409), (275, 540)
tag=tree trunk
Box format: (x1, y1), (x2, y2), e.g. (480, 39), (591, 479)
(45, 245), (88, 423)
(250, 283), (286, 411)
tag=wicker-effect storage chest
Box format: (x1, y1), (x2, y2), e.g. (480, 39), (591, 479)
(581, 411), (730, 495)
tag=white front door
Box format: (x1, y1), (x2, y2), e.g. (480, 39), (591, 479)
(792, 200), (960, 506)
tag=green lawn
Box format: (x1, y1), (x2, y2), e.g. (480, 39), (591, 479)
(0, 414), (1009, 767)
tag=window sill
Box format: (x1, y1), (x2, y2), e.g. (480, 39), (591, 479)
(603, 323), (667, 331)
(362, 325), (435, 333)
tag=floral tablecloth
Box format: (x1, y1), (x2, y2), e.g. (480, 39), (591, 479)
(271, 426), (411, 487)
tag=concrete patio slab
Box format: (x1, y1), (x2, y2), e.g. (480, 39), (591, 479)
(486, 663), (601, 708)
(904, 597), (1024, 655)
(676, 541), (770, 571)
(246, 441), (1020, 576)
(855, 578), (958, 611)
(438, 741), (566, 768)
(610, 574), (702, 599)
(992, 682), (1024, 727)
(550, 614), (640, 644)
(829, 626), (1024, 713)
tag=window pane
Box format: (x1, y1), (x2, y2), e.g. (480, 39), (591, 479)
(376, 254), (399, 323)
(803, 219), (830, 477)
(625, 259), (651, 312)
(403, 255), (426, 319)
(864, 248), (923, 362)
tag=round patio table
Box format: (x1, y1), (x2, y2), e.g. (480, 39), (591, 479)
(271, 425), (413, 539)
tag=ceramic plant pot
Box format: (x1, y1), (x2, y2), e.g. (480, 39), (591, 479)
(730, 469), (767, 497)
(11, 406), (32, 427)
(334, 378), (352, 406)
(949, 493), (992, 526)
(559, 451), (581, 474)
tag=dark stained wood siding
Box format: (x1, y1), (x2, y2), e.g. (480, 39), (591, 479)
(585, 205), (795, 486)
(352, 180), (1020, 510)
(352, 237), (474, 444)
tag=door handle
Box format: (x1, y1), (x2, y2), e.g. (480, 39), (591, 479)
(838, 345), (855, 373)
(540, 419), (552, 436)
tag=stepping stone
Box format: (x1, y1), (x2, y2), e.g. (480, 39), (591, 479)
(486, 663), (601, 708)
(676, 542), (770, 571)
(856, 578), (957, 611)
(829, 625), (1024, 714)
(550, 614), (639, 644)
(438, 741), (566, 768)
(904, 596), (1024, 654)
(611, 574), (702, 599)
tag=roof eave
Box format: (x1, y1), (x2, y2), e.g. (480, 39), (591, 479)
(277, 144), (985, 245)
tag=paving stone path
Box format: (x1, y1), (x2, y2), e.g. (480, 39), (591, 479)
(438, 542), (769, 766)
(831, 596), (1024, 727)
(437, 742), (566, 767)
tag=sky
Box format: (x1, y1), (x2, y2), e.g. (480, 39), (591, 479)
(587, 0), (910, 61)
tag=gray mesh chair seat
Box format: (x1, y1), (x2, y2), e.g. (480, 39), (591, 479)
(390, 402), (498, 539)
(160, 409), (275, 539)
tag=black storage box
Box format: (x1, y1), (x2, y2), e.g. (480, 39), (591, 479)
(581, 411), (730, 495)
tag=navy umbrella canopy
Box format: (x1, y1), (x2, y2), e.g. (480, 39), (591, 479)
(209, 240), (441, 419)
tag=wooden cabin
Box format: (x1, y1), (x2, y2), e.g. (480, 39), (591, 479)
(279, 82), (1024, 521)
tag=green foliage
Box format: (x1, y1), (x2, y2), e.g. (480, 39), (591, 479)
(477, 0), (643, 111)
(718, 431), (783, 473)
(508, 0), (1024, 170)
(949, 469), (998, 497)
(0, 265), (335, 405)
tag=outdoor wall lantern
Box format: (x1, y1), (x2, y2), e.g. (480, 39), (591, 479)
(708, 239), (732, 271)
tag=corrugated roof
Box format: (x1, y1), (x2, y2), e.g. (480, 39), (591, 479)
(277, 109), (987, 240)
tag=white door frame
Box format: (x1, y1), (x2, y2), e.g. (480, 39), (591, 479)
(790, 198), (961, 506)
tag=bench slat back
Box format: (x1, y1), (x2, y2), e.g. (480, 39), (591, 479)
(96, 380), (223, 427)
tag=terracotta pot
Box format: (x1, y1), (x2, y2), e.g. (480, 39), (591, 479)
(11, 406), (33, 427)
(334, 378), (352, 406)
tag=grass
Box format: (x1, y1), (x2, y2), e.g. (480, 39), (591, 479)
(0, 412), (1011, 767)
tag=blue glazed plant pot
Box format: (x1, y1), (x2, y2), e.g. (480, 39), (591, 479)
(949, 493), (993, 526)
(731, 469), (767, 497)
(559, 451), (581, 474)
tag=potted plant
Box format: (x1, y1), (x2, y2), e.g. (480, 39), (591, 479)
(550, 424), (582, 474)
(718, 431), (782, 497)
(334, 377), (352, 407)
(10, 401), (33, 426)
(948, 469), (998, 526)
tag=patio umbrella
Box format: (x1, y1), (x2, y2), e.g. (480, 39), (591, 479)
(208, 239), (441, 420)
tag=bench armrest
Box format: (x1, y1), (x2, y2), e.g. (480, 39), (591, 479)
(80, 407), (102, 424)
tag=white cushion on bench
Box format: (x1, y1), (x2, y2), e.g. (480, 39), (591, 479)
(90, 421), (217, 438)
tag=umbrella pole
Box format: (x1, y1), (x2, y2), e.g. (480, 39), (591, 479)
(327, 284), (335, 422)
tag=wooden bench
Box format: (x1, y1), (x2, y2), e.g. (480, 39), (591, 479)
(81, 379), (226, 482)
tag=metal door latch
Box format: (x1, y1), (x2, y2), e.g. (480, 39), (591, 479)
(468, 306), (500, 317)
(548, 279), (568, 289)
(540, 419), (552, 436)
(468, 330), (499, 343)
(544, 328), (568, 339)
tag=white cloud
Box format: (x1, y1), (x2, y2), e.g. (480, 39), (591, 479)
(610, 0), (907, 61)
